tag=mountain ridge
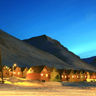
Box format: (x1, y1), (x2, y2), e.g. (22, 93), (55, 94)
(0, 30), (95, 71)
(23, 34), (96, 71)
(0, 30), (71, 69)
(83, 56), (96, 67)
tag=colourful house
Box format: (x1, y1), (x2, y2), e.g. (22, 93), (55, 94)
(61, 70), (68, 81)
(90, 72), (96, 79)
(40, 66), (52, 81)
(79, 71), (87, 81)
(50, 68), (61, 82)
(8, 68), (13, 77)
(13, 66), (23, 78)
(26, 66), (43, 80)
(2, 66), (10, 77)
(23, 67), (28, 78)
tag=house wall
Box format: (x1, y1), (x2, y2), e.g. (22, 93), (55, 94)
(13, 67), (23, 78)
(40, 67), (50, 81)
(26, 73), (40, 80)
(61, 74), (68, 81)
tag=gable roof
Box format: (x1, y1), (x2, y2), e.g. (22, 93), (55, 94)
(30, 65), (44, 73)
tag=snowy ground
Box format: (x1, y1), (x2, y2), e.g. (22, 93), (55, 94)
(0, 78), (96, 96)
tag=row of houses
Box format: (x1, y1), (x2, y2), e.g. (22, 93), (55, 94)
(0, 65), (96, 82)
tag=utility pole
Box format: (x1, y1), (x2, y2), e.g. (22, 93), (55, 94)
(0, 49), (4, 84)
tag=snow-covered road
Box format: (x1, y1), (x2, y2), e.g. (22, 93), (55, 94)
(0, 83), (96, 96)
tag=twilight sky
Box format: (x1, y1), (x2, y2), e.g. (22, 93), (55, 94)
(0, 0), (96, 58)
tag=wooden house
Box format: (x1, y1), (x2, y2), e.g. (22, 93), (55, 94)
(61, 70), (68, 81)
(23, 67), (28, 78)
(8, 68), (13, 77)
(40, 66), (52, 81)
(75, 71), (80, 82)
(90, 72), (96, 79)
(50, 68), (61, 82)
(2, 66), (10, 77)
(0, 71), (1, 77)
(26, 66), (43, 80)
(79, 71), (87, 81)
(13, 67), (23, 78)
(86, 72), (90, 79)
(68, 70), (76, 82)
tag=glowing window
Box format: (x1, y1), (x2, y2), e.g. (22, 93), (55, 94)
(46, 74), (48, 77)
(18, 72), (20, 75)
(62, 75), (64, 78)
(13, 72), (16, 74)
(81, 75), (83, 78)
(85, 75), (87, 78)
(41, 73), (43, 76)
(13, 64), (17, 67)
(72, 75), (74, 78)
(65, 75), (67, 78)
(77, 76), (79, 78)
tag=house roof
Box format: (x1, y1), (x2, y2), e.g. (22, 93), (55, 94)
(43, 66), (53, 72)
(23, 67), (28, 72)
(30, 65), (44, 73)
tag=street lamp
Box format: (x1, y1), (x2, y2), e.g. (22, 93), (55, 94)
(13, 63), (17, 77)
(0, 49), (4, 84)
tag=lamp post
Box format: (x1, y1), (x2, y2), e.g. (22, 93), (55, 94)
(0, 49), (4, 84)
(13, 63), (17, 77)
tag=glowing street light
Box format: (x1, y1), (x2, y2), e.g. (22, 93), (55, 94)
(13, 63), (17, 77)
(0, 49), (4, 84)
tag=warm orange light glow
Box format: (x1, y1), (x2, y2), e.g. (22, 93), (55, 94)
(77, 75), (79, 78)
(41, 73), (43, 76)
(65, 75), (67, 78)
(13, 63), (17, 67)
(9, 69), (11, 71)
(85, 75), (87, 78)
(46, 74), (48, 77)
(18, 72), (20, 75)
(61, 75), (63, 78)
(13, 72), (16, 74)
(94, 76), (96, 79)
(72, 75), (74, 78)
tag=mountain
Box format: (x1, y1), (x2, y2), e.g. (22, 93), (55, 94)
(0, 30), (72, 69)
(23, 35), (96, 71)
(83, 56), (96, 67)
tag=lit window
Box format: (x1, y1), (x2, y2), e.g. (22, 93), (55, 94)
(61, 75), (63, 78)
(77, 76), (79, 78)
(46, 74), (48, 77)
(18, 72), (20, 75)
(81, 75), (83, 78)
(65, 75), (67, 78)
(13, 72), (16, 74)
(13, 64), (17, 67)
(72, 75), (74, 78)
(41, 73), (43, 76)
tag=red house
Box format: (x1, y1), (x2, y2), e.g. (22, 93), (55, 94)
(13, 67), (23, 78)
(61, 70), (68, 81)
(26, 66), (43, 80)
(40, 66), (52, 81)
(9, 68), (13, 77)
(23, 67), (28, 78)
(90, 72), (96, 79)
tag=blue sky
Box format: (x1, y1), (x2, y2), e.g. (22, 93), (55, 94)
(0, 0), (96, 58)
